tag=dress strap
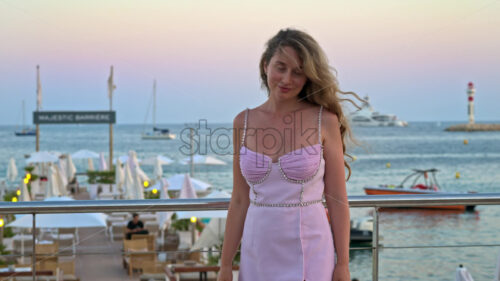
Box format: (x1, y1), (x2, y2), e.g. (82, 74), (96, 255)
(318, 105), (323, 145)
(241, 108), (249, 147)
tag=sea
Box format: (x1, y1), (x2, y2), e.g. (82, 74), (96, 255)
(1, 121), (499, 280)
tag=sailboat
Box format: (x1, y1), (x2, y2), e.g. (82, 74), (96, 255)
(141, 80), (176, 140)
(15, 100), (36, 136)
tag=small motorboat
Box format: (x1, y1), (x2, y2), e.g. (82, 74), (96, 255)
(326, 209), (373, 244)
(350, 216), (373, 244)
(364, 169), (476, 211)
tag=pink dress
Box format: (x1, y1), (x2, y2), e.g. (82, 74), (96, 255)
(238, 106), (335, 281)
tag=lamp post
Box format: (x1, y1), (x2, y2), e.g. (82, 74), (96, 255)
(467, 82), (475, 124)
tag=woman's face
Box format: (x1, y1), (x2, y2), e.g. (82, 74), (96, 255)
(264, 46), (307, 100)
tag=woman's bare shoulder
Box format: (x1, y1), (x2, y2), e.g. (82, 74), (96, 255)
(322, 108), (340, 126)
(321, 108), (341, 143)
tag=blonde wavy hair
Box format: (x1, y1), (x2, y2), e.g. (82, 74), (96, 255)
(259, 28), (362, 180)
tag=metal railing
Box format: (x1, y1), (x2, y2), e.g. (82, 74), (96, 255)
(1, 192), (500, 281)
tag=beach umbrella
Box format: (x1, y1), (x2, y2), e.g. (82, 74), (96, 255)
(19, 181), (31, 202)
(87, 158), (95, 171)
(55, 164), (68, 196)
(26, 151), (59, 164)
(176, 189), (230, 220)
(132, 166), (145, 200)
(455, 264), (474, 281)
(113, 155), (131, 165)
(98, 152), (108, 171)
(44, 165), (61, 198)
(71, 149), (99, 159)
(153, 157), (163, 180)
(7, 158), (18, 182)
(179, 173), (197, 199)
(0, 180), (7, 198)
(165, 173), (211, 192)
(191, 218), (226, 250)
(123, 161), (134, 200)
(115, 159), (125, 194)
(29, 180), (41, 199)
(181, 155), (226, 165)
(128, 151), (149, 183)
(65, 154), (77, 182)
(141, 155), (173, 166)
(156, 179), (173, 231)
(8, 197), (107, 228)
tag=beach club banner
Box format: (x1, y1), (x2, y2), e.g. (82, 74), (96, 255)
(33, 111), (116, 124)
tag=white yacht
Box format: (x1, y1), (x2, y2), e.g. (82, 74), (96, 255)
(348, 96), (408, 127)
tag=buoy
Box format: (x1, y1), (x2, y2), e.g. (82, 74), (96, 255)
(463, 139), (468, 145)
(386, 162), (391, 168)
(455, 172), (460, 179)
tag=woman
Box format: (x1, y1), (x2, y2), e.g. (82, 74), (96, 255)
(218, 28), (356, 281)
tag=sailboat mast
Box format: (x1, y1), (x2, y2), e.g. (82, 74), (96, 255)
(22, 100), (26, 130)
(153, 80), (156, 128)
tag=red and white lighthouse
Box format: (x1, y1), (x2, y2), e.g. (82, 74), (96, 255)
(467, 82), (475, 124)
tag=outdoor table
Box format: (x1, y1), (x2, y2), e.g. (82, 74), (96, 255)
(165, 263), (239, 281)
(0, 267), (53, 277)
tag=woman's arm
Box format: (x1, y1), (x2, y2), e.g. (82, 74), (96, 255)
(322, 111), (350, 266)
(219, 111), (251, 267)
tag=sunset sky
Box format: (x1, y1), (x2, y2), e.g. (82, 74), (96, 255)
(1, 0), (499, 125)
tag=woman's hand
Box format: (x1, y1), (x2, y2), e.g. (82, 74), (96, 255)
(332, 263), (350, 281)
(217, 265), (233, 281)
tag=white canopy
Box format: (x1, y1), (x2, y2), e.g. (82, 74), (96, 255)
(7, 158), (18, 182)
(176, 189), (230, 220)
(8, 197), (107, 228)
(181, 155), (226, 165)
(26, 151), (59, 164)
(8, 212), (107, 228)
(71, 149), (99, 159)
(141, 155), (173, 166)
(165, 174), (211, 191)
